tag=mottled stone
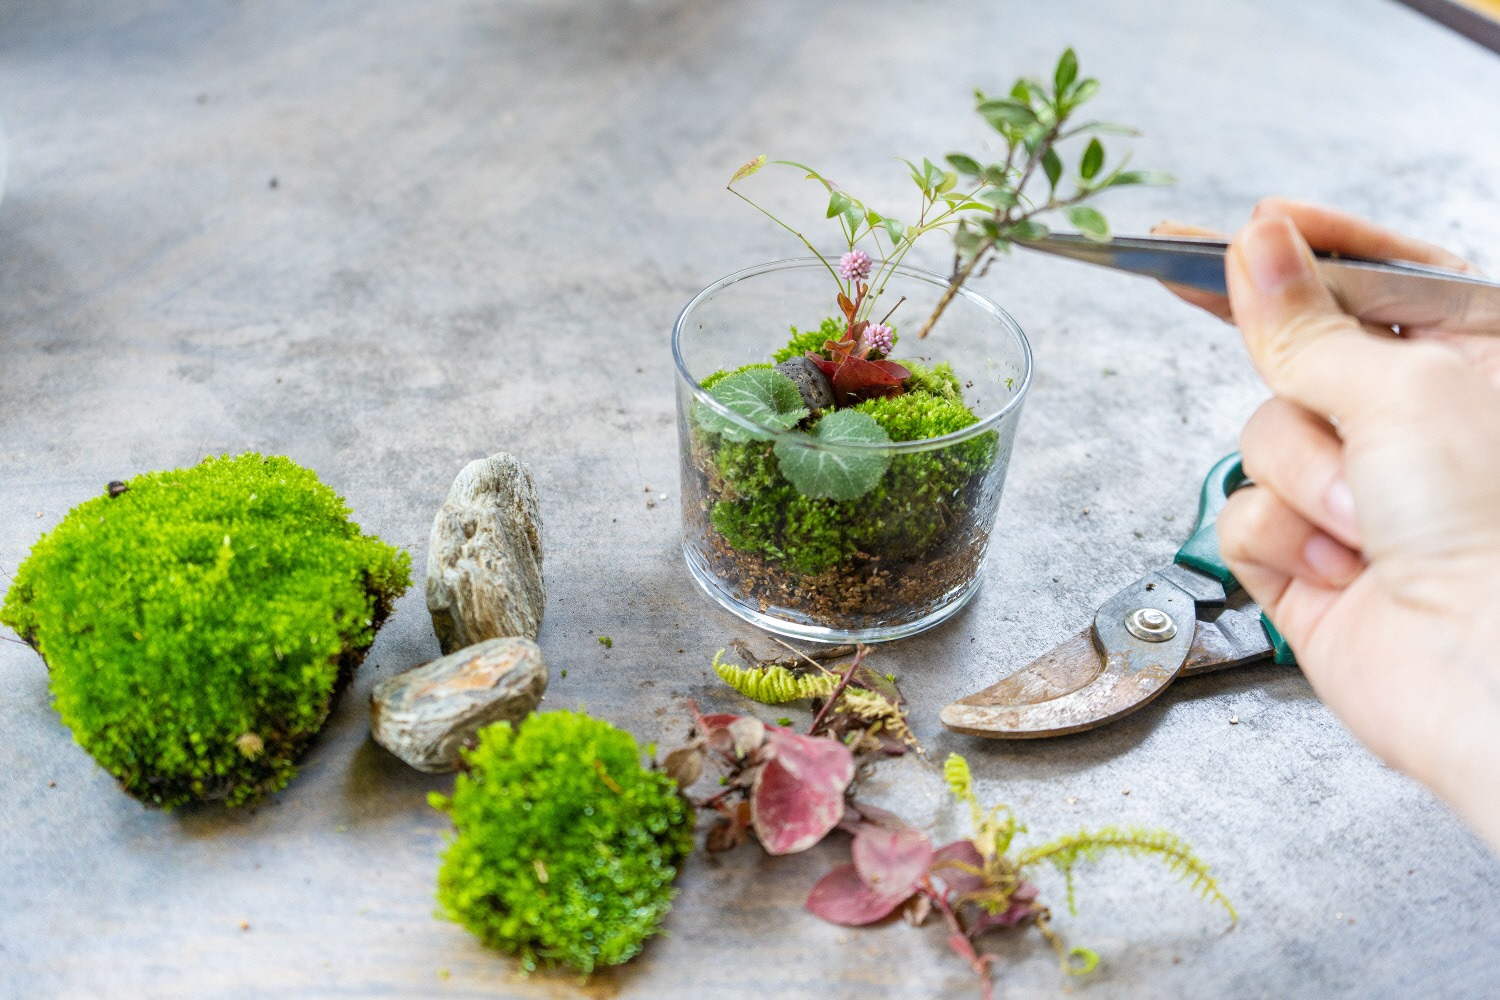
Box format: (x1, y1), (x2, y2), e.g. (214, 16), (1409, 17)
(426, 453), (545, 653)
(369, 637), (548, 772)
(775, 356), (835, 414)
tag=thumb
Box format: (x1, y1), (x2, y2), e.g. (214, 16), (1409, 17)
(1226, 215), (1401, 428)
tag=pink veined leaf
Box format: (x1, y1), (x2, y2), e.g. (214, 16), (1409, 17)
(750, 729), (855, 855)
(805, 825), (931, 927)
(806, 863), (913, 925)
(930, 839), (988, 898)
(852, 825), (934, 896)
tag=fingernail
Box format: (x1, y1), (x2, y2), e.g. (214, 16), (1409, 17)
(1303, 532), (1362, 585)
(1324, 477), (1360, 544)
(1240, 217), (1312, 295)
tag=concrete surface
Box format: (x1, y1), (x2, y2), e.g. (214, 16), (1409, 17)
(2, 1), (1499, 997)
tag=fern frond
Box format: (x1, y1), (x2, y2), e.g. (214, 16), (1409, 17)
(1017, 826), (1237, 925)
(944, 752), (976, 806)
(712, 650), (839, 704)
(836, 688), (918, 747)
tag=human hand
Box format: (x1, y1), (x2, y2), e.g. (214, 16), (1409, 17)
(1168, 201), (1500, 851)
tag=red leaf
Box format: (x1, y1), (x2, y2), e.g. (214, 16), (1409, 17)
(872, 359), (911, 380)
(750, 729), (855, 855)
(930, 840), (988, 898)
(806, 863), (912, 926)
(832, 355), (905, 404)
(805, 351), (839, 379)
(838, 292), (856, 320)
(852, 826), (933, 897)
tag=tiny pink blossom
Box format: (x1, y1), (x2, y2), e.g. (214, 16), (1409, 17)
(838, 249), (872, 282)
(862, 322), (895, 356)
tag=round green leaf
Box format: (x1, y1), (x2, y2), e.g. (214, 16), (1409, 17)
(774, 410), (892, 500)
(699, 369), (808, 442)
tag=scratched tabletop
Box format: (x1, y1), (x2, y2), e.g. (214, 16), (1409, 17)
(3, 2), (1499, 998)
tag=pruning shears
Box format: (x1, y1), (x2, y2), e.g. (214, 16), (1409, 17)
(942, 453), (1296, 739)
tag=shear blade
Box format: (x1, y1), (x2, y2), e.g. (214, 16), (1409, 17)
(941, 571), (1199, 738)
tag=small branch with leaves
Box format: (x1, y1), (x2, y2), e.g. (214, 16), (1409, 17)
(726, 47), (1170, 344)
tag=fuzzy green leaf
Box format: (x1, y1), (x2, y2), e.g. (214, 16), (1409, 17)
(1006, 219), (1050, 242)
(1080, 137), (1105, 180)
(729, 154), (766, 186)
(774, 409), (892, 501)
(1107, 169), (1175, 188)
(978, 98), (1039, 131)
(1054, 48), (1079, 96)
(1066, 206), (1110, 242)
(946, 153), (982, 175)
(1042, 148), (1063, 192)
(700, 369), (808, 442)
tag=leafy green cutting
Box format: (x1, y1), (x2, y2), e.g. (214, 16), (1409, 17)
(698, 368), (808, 442)
(774, 409), (892, 500)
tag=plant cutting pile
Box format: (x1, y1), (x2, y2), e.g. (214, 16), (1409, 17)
(0, 454), (411, 808)
(657, 644), (1235, 999)
(683, 48), (1167, 630)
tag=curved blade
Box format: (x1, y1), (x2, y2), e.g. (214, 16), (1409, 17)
(940, 572), (1195, 738)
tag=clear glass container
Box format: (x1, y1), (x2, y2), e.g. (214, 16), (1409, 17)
(673, 257), (1033, 643)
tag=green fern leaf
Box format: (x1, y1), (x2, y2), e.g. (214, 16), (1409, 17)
(712, 650), (839, 704)
(1017, 826), (1237, 925)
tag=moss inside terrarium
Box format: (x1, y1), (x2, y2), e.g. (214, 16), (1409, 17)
(693, 326), (997, 577)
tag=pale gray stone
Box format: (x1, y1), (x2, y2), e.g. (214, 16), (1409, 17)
(369, 637), (548, 772)
(426, 453), (545, 653)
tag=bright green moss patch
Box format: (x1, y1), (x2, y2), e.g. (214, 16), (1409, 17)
(431, 711), (694, 974)
(771, 317), (844, 363)
(0, 453), (411, 809)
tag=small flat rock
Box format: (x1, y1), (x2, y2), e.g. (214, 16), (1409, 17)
(427, 453), (545, 654)
(370, 637), (549, 772)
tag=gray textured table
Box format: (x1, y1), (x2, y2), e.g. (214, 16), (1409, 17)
(3, 2), (1499, 997)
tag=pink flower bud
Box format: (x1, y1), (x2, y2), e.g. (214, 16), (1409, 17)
(838, 250), (873, 282)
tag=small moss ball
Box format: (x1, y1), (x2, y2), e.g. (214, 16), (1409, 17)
(0, 453), (411, 809)
(431, 710), (694, 974)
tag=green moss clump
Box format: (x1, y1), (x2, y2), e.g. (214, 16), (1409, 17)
(772, 317), (844, 363)
(0, 453), (411, 809)
(700, 361), (771, 392)
(431, 711), (694, 974)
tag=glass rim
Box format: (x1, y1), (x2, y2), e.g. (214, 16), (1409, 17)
(671, 256), (1034, 454)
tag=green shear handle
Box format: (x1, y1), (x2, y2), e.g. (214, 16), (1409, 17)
(1174, 453), (1297, 665)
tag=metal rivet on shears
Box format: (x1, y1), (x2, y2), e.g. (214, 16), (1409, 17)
(1125, 607), (1177, 642)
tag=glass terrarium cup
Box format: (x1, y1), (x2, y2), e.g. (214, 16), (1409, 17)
(673, 257), (1033, 643)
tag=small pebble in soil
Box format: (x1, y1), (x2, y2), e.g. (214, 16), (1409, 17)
(646, 498), (655, 508)
(1122, 788), (1131, 796)
(106, 480), (128, 497)
(1230, 715), (1239, 725)
(774, 356), (835, 413)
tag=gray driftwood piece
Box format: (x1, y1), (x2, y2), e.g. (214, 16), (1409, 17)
(369, 637), (549, 772)
(426, 453), (545, 654)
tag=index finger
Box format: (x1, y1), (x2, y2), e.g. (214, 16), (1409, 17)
(1252, 198), (1482, 275)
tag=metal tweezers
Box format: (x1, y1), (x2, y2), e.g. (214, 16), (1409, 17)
(1017, 233), (1500, 333)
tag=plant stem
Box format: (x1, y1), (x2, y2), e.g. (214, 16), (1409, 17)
(727, 187), (845, 290)
(916, 249), (988, 339)
(807, 645), (868, 737)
